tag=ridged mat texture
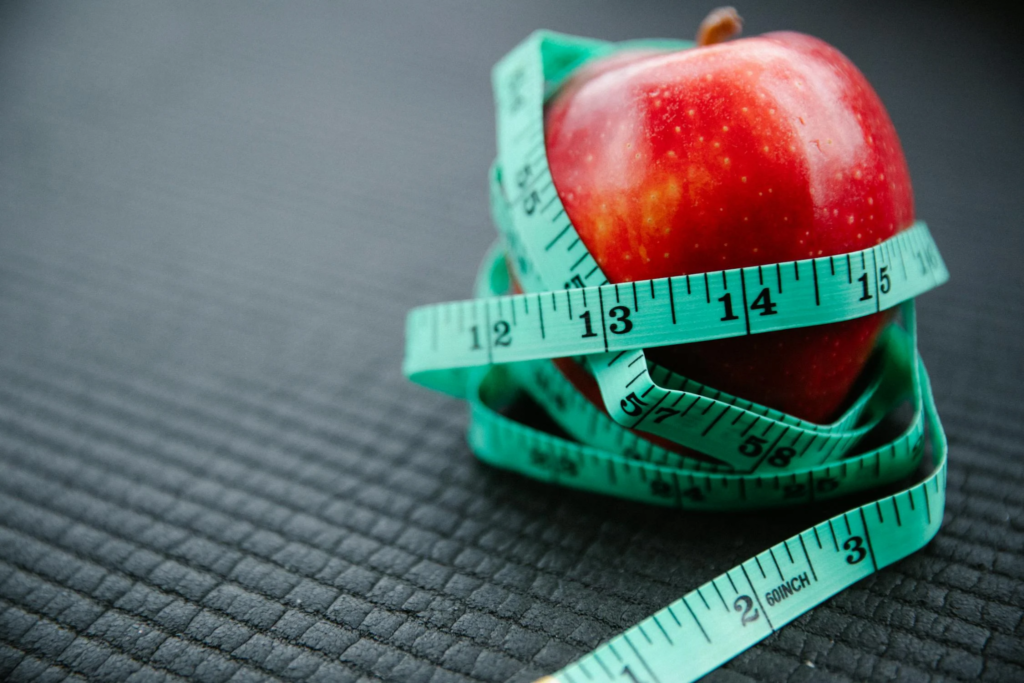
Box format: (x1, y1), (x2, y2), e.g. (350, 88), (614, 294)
(1, 2), (1022, 682)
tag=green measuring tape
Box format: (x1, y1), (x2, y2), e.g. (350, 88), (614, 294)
(403, 30), (949, 683)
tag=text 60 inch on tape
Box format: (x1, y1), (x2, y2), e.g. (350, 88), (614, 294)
(403, 31), (949, 683)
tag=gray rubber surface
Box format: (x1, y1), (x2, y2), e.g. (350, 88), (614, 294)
(1, 2), (1022, 681)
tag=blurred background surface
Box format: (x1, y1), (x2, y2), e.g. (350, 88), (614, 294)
(1, 2), (1022, 681)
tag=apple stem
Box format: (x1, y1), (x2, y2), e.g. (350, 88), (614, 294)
(696, 7), (743, 46)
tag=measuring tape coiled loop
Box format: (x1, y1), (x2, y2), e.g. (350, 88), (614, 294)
(405, 221), (941, 473)
(403, 30), (950, 683)
(468, 248), (928, 509)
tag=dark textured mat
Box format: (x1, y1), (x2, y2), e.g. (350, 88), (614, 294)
(1, 2), (1022, 681)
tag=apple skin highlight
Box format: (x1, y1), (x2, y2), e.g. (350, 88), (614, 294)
(543, 31), (914, 425)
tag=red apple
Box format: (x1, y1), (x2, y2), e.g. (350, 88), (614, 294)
(543, 17), (913, 426)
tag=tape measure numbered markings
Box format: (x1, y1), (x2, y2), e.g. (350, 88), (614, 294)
(533, 411), (945, 683)
(403, 30), (950, 683)
(405, 222), (944, 474)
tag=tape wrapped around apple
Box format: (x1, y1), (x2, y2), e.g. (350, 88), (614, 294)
(541, 7), (914, 437)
